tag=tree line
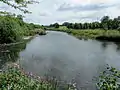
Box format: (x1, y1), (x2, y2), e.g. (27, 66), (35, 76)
(50, 16), (120, 30)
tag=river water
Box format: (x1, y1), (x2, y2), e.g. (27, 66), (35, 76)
(1, 31), (120, 90)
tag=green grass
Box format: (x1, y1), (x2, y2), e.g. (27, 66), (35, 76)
(70, 29), (120, 39)
(47, 27), (120, 41)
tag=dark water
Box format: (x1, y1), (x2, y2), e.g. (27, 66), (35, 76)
(1, 31), (120, 89)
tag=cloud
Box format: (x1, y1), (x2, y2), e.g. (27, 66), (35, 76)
(56, 10), (104, 23)
(39, 11), (52, 16)
(0, 5), (9, 10)
(0, 0), (120, 25)
(70, 0), (113, 4)
(57, 3), (116, 12)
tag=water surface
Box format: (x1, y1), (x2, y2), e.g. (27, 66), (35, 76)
(1, 31), (120, 89)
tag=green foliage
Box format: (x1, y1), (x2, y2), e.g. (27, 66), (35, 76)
(0, 16), (20, 44)
(50, 23), (60, 28)
(58, 16), (120, 30)
(47, 26), (120, 41)
(0, 15), (44, 44)
(97, 66), (120, 90)
(0, 0), (38, 13)
(0, 66), (74, 90)
(70, 29), (120, 40)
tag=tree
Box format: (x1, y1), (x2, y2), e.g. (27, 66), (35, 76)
(0, 17), (19, 43)
(112, 18), (119, 29)
(90, 22), (100, 29)
(74, 23), (80, 29)
(101, 16), (110, 30)
(53, 23), (59, 28)
(117, 16), (120, 30)
(50, 24), (53, 27)
(83, 23), (89, 29)
(117, 16), (120, 21)
(67, 23), (74, 29)
(17, 14), (24, 21)
(79, 23), (82, 29)
(107, 19), (113, 30)
(62, 22), (69, 27)
(0, 0), (38, 13)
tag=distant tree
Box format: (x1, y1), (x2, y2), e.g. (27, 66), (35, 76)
(117, 16), (120, 30)
(79, 23), (82, 29)
(49, 24), (53, 27)
(90, 22), (95, 29)
(101, 16), (109, 23)
(83, 23), (89, 29)
(101, 16), (110, 30)
(117, 16), (120, 21)
(74, 23), (80, 29)
(67, 23), (74, 29)
(90, 22), (100, 29)
(62, 22), (69, 27)
(53, 23), (59, 28)
(112, 18), (119, 29)
(107, 19), (113, 29)
(49, 16), (120, 30)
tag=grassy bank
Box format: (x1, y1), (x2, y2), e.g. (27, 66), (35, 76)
(70, 29), (120, 41)
(47, 27), (120, 41)
(0, 64), (74, 90)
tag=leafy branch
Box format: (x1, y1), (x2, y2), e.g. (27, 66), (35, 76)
(0, 0), (39, 13)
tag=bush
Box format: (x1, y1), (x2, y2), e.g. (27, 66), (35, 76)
(0, 15), (44, 44)
(0, 66), (74, 90)
(0, 17), (20, 44)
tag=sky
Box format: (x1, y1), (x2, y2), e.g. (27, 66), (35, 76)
(0, 0), (120, 25)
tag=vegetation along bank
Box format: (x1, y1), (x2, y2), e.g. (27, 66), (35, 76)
(0, 64), (75, 90)
(0, 14), (46, 44)
(46, 16), (120, 42)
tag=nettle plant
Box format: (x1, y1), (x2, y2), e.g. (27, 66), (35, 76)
(97, 66), (120, 90)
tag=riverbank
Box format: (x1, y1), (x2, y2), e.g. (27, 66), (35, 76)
(0, 29), (46, 46)
(28, 29), (47, 36)
(0, 36), (33, 47)
(1, 63), (120, 90)
(0, 63), (74, 90)
(46, 28), (120, 42)
(0, 15), (46, 44)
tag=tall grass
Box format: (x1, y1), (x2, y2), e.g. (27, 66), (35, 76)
(47, 27), (120, 41)
(71, 29), (120, 39)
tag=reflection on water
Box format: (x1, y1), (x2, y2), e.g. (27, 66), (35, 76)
(1, 31), (120, 89)
(0, 42), (27, 69)
(19, 31), (120, 89)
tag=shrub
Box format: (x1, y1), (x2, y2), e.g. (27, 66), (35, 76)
(0, 15), (44, 44)
(0, 66), (74, 90)
(0, 17), (20, 44)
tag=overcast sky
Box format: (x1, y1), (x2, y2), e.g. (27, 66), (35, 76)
(0, 0), (120, 25)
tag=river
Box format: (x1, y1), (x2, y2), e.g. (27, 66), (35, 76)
(1, 31), (120, 90)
